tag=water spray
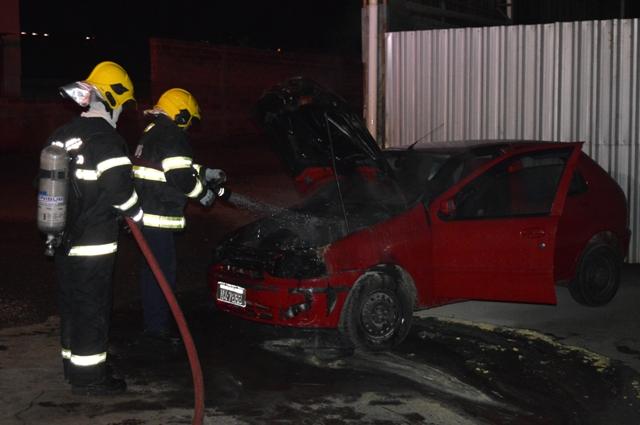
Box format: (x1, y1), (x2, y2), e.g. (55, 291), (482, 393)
(226, 192), (286, 216)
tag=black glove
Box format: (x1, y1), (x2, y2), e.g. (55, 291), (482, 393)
(213, 185), (232, 201)
(204, 168), (227, 186)
(198, 188), (216, 207)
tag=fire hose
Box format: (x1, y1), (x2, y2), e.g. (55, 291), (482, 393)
(119, 191), (277, 425)
(121, 191), (311, 425)
(125, 217), (205, 425)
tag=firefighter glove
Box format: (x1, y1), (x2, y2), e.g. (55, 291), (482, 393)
(198, 188), (216, 208)
(204, 168), (227, 185)
(214, 186), (232, 201)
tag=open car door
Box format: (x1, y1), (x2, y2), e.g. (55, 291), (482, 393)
(429, 143), (583, 304)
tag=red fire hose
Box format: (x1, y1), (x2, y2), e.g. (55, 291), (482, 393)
(125, 217), (205, 425)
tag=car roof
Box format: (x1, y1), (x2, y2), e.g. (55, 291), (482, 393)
(386, 140), (578, 155)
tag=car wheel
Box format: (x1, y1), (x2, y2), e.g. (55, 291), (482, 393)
(339, 273), (413, 351)
(569, 244), (621, 307)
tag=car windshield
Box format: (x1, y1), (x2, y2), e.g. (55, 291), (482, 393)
(384, 146), (502, 205)
(292, 172), (410, 230)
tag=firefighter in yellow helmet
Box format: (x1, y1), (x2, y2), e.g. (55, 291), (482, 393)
(47, 61), (142, 395)
(132, 88), (226, 343)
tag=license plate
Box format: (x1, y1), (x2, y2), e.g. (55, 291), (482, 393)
(217, 282), (246, 307)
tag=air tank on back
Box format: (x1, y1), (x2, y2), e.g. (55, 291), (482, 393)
(38, 144), (69, 255)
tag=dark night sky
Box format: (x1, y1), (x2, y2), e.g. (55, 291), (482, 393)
(18, 0), (363, 97)
(20, 0), (640, 97)
(19, 0), (362, 53)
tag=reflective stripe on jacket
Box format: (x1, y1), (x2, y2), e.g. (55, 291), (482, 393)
(133, 115), (205, 230)
(68, 242), (118, 256)
(46, 117), (142, 253)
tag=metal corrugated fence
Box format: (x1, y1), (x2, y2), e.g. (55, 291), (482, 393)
(386, 20), (640, 263)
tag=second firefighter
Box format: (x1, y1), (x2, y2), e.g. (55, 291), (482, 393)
(132, 88), (225, 341)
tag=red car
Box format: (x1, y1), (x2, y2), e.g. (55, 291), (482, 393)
(209, 78), (631, 350)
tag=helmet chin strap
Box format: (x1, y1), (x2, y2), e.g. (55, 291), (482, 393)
(81, 98), (122, 128)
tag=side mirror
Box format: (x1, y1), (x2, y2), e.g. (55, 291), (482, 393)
(438, 199), (456, 218)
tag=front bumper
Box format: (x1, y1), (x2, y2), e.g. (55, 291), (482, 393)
(208, 263), (357, 328)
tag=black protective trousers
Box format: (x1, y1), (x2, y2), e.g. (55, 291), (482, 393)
(139, 226), (177, 335)
(56, 251), (116, 385)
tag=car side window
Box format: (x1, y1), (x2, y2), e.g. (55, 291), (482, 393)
(423, 154), (495, 205)
(450, 149), (572, 220)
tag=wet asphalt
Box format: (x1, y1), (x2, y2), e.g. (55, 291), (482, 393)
(100, 291), (640, 425)
(2, 149), (640, 424)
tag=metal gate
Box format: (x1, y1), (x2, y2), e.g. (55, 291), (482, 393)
(386, 19), (640, 263)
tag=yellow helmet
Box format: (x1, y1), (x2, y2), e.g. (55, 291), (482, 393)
(155, 88), (201, 128)
(84, 61), (135, 109)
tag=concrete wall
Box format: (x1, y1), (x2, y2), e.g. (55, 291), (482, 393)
(0, 38), (362, 153)
(0, 99), (147, 153)
(0, 0), (19, 33)
(149, 39), (363, 146)
(0, 0), (21, 97)
(0, 98), (74, 152)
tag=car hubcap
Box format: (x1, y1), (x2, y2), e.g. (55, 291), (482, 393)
(361, 292), (399, 340)
(586, 255), (614, 295)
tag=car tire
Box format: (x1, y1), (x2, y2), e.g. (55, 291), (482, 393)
(569, 243), (621, 307)
(338, 273), (414, 352)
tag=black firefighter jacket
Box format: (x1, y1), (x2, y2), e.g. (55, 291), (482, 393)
(46, 116), (142, 256)
(132, 114), (206, 230)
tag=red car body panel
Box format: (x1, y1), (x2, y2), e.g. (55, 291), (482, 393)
(554, 153), (631, 281)
(426, 143), (581, 305)
(211, 140), (629, 329)
(429, 214), (559, 304)
(323, 205), (434, 305)
(210, 77), (630, 330)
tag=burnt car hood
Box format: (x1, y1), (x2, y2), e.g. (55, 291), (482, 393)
(256, 77), (392, 185)
(223, 174), (409, 251)
(214, 173), (411, 279)
(213, 79), (413, 276)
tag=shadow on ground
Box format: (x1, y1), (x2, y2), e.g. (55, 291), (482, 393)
(100, 290), (640, 424)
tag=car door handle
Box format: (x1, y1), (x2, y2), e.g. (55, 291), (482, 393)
(520, 228), (546, 239)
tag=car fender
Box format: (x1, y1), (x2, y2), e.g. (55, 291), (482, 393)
(558, 230), (624, 285)
(340, 264), (418, 315)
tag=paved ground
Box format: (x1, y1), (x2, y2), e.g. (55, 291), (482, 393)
(2, 284), (640, 424)
(1, 145), (639, 424)
(423, 264), (640, 374)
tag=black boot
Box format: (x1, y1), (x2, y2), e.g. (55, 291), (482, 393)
(70, 363), (127, 396)
(71, 374), (127, 396)
(142, 328), (181, 347)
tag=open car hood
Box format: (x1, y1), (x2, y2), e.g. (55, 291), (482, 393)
(213, 173), (410, 278)
(224, 173), (409, 249)
(212, 79), (412, 276)
(256, 77), (391, 194)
